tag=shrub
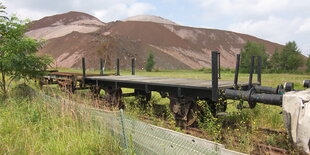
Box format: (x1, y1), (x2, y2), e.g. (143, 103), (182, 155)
(145, 51), (155, 72)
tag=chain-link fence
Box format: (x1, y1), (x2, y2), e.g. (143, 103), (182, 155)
(38, 93), (245, 155)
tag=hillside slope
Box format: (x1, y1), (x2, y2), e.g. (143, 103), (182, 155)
(27, 11), (283, 70)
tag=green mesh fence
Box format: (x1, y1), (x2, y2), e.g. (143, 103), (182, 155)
(38, 93), (245, 155)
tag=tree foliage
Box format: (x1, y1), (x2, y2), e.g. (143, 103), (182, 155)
(97, 37), (113, 69)
(280, 41), (304, 70)
(145, 51), (155, 72)
(269, 48), (281, 71)
(0, 2), (8, 20)
(0, 4), (52, 94)
(306, 55), (310, 72)
(240, 41), (268, 72)
(270, 41), (304, 71)
(240, 41), (304, 73)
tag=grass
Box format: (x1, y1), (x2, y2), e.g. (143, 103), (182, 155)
(92, 69), (307, 153)
(0, 84), (122, 154)
(3, 68), (310, 154)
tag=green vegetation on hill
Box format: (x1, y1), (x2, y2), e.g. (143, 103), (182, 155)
(240, 41), (306, 73)
(270, 41), (304, 71)
(145, 51), (155, 72)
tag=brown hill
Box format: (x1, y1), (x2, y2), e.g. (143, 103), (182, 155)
(26, 11), (104, 40)
(27, 11), (284, 70)
(28, 11), (104, 30)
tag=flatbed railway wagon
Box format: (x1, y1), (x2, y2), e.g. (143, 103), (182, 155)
(40, 51), (310, 153)
(42, 51), (297, 128)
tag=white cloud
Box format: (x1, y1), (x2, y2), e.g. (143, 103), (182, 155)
(189, 0), (307, 17)
(2, 0), (310, 55)
(2, 0), (156, 22)
(298, 19), (310, 33)
(2, 1), (55, 20)
(188, 0), (310, 54)
(228, 17), (302, 43)
(91, 2), (155, 22)
(127, 2), (156, 17)
(228, 17), (310, 55)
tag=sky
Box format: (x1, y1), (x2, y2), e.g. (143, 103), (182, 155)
(2, 0), (310, 55)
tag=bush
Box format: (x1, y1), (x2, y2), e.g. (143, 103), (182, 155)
(10, 83), (36, 98)
(145, 51), (155, 72)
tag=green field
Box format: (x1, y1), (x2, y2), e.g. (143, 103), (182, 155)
(1, 69), (309, 154)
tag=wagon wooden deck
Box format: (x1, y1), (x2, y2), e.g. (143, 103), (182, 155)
(85, 75), (250, 90)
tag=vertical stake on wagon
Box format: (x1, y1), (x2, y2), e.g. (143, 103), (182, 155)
(131, 58), (135, 75)
(257, 56), (262, 85)
(82, 57), (86, 87)
(217, 52), (221, 79)
(248, 56), (255, 89)
(212, 51), (219, 102)
(234, 54), (240, 87)
(100, 58), (104, 76)
(116, 58), (120, 76)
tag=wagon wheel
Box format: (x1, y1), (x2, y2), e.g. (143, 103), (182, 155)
(58, 80), (75, 93)
(67, 81), (75, 93)
(90, 86), (101, 98)
(168, 96), (198, 128)
(134, 89), (151, 110)
(207, 99), (227, 117)
(103, 87), (124, 109)
(57, 80), (67, 90)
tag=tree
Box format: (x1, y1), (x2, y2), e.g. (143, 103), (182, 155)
(240, 41), (268, 72)
(0, 5), (52, 95)
(277, 41), (304, 70)
(0, 3), (8, 20)
(306, 55), (310, 72)
(145, 51), (155, 72)
(269, 48), (281, 71)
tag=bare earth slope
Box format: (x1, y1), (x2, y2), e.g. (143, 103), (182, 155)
(27, 11), (105, 40)
(27, 12), (283, 69)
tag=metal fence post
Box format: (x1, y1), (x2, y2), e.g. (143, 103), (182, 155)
(120, 109), (128, 150)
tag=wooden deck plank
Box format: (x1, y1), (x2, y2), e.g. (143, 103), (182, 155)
(86, 75), (248, 89)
